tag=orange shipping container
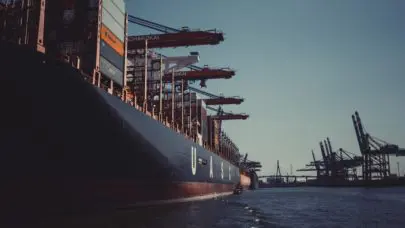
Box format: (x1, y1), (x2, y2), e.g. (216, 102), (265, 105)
(100, 24), (124, 56)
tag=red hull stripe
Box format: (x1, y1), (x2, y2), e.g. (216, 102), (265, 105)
(2, 179), (236, 215)
(68, 181), (236, 205)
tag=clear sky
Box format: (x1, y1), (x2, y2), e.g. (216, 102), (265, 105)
(124, 0), (405, 176)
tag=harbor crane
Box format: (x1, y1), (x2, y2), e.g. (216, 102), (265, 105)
(127, 15), (235, 84)
(240, 154), (262, 172)
(162, 67), (235, 87)
(206, 106), (249, 120)
(188, 86), (244, 105)
(127, 15), (224, 49)
(352, 111), (405, 181)
(297, 137), (363, 181)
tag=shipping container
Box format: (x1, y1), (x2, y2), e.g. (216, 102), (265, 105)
(101, 7), (124, 42)
(110, 0), (125, 14)
(45, 0), (100, 75)
(100, 55), (124, 86)
(100, 40), (124, 70)
(100, 23), (124, 56)
(45, 0), (127, 84)
(102, 0), (125, 27)
(0, 0), (45, 52)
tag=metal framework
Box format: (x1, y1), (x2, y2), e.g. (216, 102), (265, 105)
(352, 111), (405, 181)
(0, 0), (45, 53)
(297, 137), (363, 182)
(127, 15), (224, 49)
(297, 111), (405, 183)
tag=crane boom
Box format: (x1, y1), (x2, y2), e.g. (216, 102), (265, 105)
(188, 87), (244, 105)
(162, 68), (234, 82)
(128, 15), (180, 33)
(206, 106), (249, 120)
(127, 15), (224, 71)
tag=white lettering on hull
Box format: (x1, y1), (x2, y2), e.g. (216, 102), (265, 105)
(209, 156), (213, 178)
(191, 146), (197, 175)
(221, 162), (224, 179)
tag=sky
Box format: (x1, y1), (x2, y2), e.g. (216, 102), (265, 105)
(124, 0), (405, 176)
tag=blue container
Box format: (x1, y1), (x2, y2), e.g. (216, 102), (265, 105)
(100, 40), (124, 70)
(100, 56), (124, 86)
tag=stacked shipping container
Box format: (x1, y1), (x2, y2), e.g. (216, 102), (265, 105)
(9, 0), (128, 86)
(99, 0), (126, 86)
(45, 0), (99, 75)
(0, 0), (45, 53)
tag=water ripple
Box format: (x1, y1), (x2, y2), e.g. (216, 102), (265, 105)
(34, 187), (405, 228)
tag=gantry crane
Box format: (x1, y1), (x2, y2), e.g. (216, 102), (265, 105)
(206, 106), (249, 120)
(352, 111), (405, 181)
(240, 153), (262, 172)
(162, 67), (235, 87)
(188, 86), (244, 105)
(153, 51), (233, 74)
(127, 15), (224, 49)
(205, 105), (248, 161)
(127, 17), (234, 84)
(297, 137), (363, 182)
(126, 15), (233, 112)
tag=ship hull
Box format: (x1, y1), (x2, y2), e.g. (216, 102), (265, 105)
(249, 171), (259, 189)
(0, 43), (240, 220)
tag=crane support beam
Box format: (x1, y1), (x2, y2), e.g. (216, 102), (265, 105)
(162, 69), (235, 82)
(204, 97), (244, 105)
(127, 15), (227, 71)
(127, 31), (224, 49)
(206, 106), (248, 119)
(210, 114), (249, 120)
(187, 86), (244, 105)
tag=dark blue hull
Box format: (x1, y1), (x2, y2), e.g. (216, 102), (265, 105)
(96, 88), (241, 187)
(0, 42), (241, 222)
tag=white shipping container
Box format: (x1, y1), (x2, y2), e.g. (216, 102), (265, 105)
(102, 0), (125, 26)
(110, 0), (125, 14)
(101, 7), (124, 42)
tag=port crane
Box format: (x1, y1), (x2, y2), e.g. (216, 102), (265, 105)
(127, 15), (224, 49)
(206, 106), (249, 120)
(240, 154), (262, 172)
(297, 137), (363, 181)
(127, 16), (235, 83)
(162, 67), (235, 87)
(352, 111), (405, 181)
(188, 86), (244, 105)
(152, 51), (235, 76)
(126, 15), (235, 111)
(205, 105), (248, 161)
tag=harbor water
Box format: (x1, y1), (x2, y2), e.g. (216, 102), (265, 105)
(35, 187), (405, 228)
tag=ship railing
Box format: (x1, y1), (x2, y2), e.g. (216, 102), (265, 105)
(86, 70), (222, 158)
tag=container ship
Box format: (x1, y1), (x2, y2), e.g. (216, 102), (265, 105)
(0, 0), (260, 218)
